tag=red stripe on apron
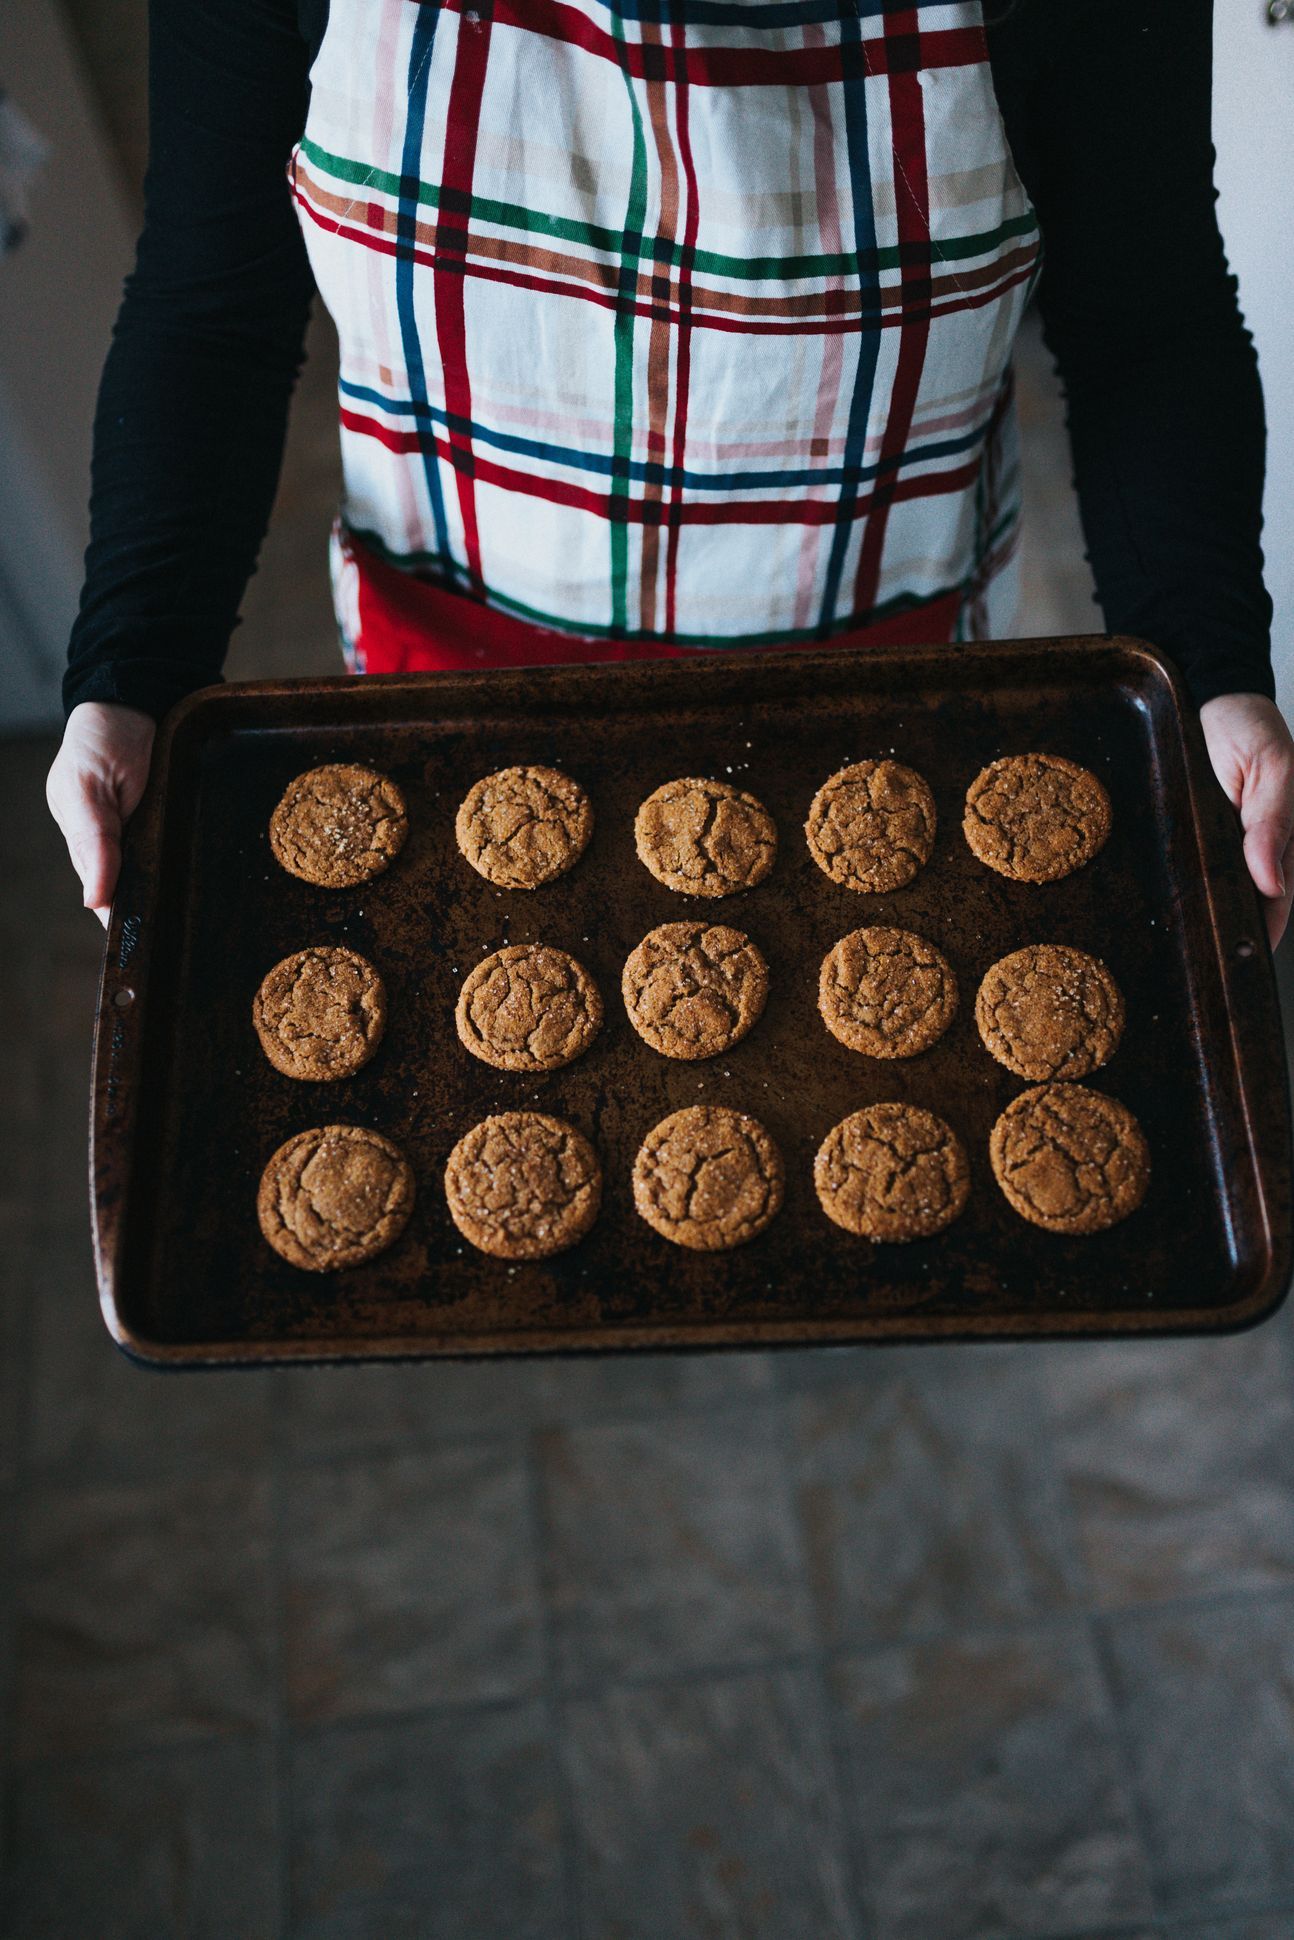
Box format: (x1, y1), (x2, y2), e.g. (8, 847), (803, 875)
(343, 527), (960, 671)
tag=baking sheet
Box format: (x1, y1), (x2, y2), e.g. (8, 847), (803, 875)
(91, 635), (1292, 1363)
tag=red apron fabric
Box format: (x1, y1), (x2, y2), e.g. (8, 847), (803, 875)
(345, 530), (961, 675)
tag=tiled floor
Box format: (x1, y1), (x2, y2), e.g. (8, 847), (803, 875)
(7, 53), (1294, 1925)
(5, 672), (1294, 1933)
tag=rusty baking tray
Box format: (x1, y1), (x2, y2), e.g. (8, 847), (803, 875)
(91, 635), (1291, 1365)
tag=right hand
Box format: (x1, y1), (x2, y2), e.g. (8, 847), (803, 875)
(46, 701), (156, 927)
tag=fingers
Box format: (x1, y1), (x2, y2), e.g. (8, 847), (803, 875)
(1242, 815), (1289, 905)
(46, 703), (155, 920)
(46, 759), (123, 914)
(1236, 735), (1294, 914)
(1267, 833), (1294, 951)
(75, 815), (123, 914)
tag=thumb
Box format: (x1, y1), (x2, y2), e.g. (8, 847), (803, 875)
(54, 772), (124, 922)
(1240, 768), (1294, 905)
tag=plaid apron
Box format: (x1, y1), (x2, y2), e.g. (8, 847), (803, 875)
(289, 0), (1041, 672)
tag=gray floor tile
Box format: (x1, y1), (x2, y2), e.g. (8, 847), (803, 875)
(5, 1736), (279, 1939)
(1099, 1597), (1294, 1915)
(289, 1701), (566, 1939)
(1044, 1331), (1294, 1608)
(774, 1338), (1029, 1397)
(277, 1350), (773, 1465)
(37, 1011), (101, 1214)
(278, 1358), (546, 1462)
(829, 1625), (1153, 1940)
(0, 1229), (32, 1493)
(282, 1441), (542, 1725)
(538, 1407), (812, 1688)
(0, 1032), (46, 1226)
(26, 1215), (274, 1482)
(16, 1472), (274, 1759)
(537, 1347), (774, 1424)
(563, 1668), (857, 1940)
(788, 1354), (1081, 1647)
(1162, 1918), (1294, 1940)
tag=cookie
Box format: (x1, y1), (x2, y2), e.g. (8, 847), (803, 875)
(814, 1103), (970, 1241)
(622, 922), (769, 1061)
(805, 759), (936, 893)
(976, 944), (1124, 1081)
(455, 945), (602, 1072)
(634, 778), (776, 897)
(963, 753), (1111, 883)
(257, 1125), (415, 1271)
(252, 946), (387, 1082)
(818, 926), (958, 1058)
(989, 1083), (1150, 1234)
(269, 763), (407, 887)
(632, 1105), (783, 1250)
(444, 1112), (601, 1259)
(455, 766), (592, 889)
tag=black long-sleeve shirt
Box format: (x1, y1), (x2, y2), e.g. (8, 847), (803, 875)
(63, 0), (1275, 718)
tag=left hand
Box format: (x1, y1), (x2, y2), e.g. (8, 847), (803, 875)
(1199, 691), (1294, 950)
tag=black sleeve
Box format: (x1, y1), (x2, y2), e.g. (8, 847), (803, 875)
(63, 0), (317, 720)
(989, 0), (1274, 708)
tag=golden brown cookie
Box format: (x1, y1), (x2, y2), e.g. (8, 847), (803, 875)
(455, 945), (602, 1072)
(805, 759), (936, 893)
(455, 766), (592, 889)
(252, 946), (387, 1082)
(989, 1083), (1150, 1234)
(963, 753), (1111, 883)
(257, 1125), (415, 1271)
(976, 944), (1124, 1082)
(269, 763), (408, 887)
(814, 1103), (970, 1241)
(634, 778), (776, 898)
(622, 923), (769, 1061)
(632, 1105), (783, 1250)
(818, 926), (958, 1058)
(444, 1112), (601, 1259)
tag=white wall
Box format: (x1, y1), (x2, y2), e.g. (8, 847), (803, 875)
(1213, 0), (1294, 714)
(0, 0), (134, 729)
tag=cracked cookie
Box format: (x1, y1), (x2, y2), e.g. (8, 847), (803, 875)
(253, 946), (387, 1082)
(632, 1105), (783, 1250)
(455, 766), (592, 888)
(990, 1083), (1149, 1233)
(805, 759), (936, 893)
(622, 922), (768, 1060)
(455, 945), (602, 1072)
(819, 925), (958, 1058)
(815, 1102), (970, 1240)
(445, 1111), (601, 1259)
(269, 763), (407, 887)
(634, 778), (777, 897)
(963, 753), (1111, 883)
(976, 944), (1124, 1082)
(257, 1124), (414, 1271)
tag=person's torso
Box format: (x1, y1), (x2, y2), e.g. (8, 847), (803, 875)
(290, 0), (1041, 646)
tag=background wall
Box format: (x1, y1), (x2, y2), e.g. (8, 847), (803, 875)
(1214, 0), (1294, 713)
(0, 0), (133, 727)
(0, 0), (1289, 727)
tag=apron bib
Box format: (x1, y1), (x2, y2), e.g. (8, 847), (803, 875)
(289, 0), (1040, 671)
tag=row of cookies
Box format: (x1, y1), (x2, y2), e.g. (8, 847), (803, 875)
(257, 1080), (1151, 1275)
(267, 753), (1111, 898)
(251, 932), (1125, 1086)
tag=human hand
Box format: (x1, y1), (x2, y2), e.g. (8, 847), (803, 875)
(1198, 691), (1294, 950)
(46, 701), (156, 928)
